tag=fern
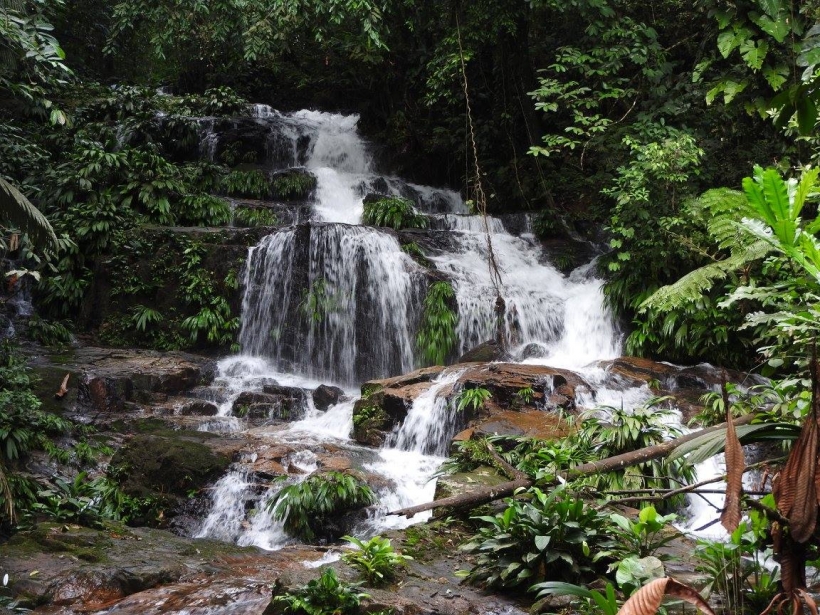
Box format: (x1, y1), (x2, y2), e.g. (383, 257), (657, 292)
(641, 187), (773, 312)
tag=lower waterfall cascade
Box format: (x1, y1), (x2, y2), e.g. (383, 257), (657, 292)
(193, 108), (726, 551)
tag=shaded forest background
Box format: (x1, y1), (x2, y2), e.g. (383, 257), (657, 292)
(2, 0), (820, 372)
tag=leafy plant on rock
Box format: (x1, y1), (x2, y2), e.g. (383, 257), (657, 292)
(271, 171), (316, 200)
(233, 205), (278, 227)
(342, 535), (413, 586)
(272, 567), (369, 615)
(219, 170), (270, 199)
(575, 397), (695, 506)
(455, 387), (491, 413)
(416, 281), (458, 366)
(266, 471), (375, 542)
(460, 485), (612, 589)
(362, 197), (427, 230)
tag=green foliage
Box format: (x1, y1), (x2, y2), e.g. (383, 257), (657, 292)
(234, 206), (278, 227)
(271, 171), (316, 200)
(31, 473), (151, 527)
(455, 387), (491, 413)
(602, 129), (705, 315)
(300, 278), (337, 324)
(697, 0), (820, 135)
(694, 513), (779, 614)
(644, 166), (820, 374)
(416, 281), (458, 366)
(266, 472), (376, 542)
(272, 567), (370, 615)
(178, 194), (232, 226)
(607, 506), (679, 561)
(220, 170), (270, 199)
(341, 535), (412, 586)
(131, 305), (162, 333)
(25, 316), (72, 347)
(362, 197), (427, 230)
(575, 398), (695, 506)
(400, 241), (431, 268)
(529, 581), (620, 615)
(460, 485), (612, 588)
(529, 8), (673, 160)
(515, 387), (534, 405)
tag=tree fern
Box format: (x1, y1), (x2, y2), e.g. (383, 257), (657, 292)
(641, 188), (770, 311)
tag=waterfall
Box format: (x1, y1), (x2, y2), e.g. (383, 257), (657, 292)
(239, 224), (425, 385)
(196, 107), (629, 549)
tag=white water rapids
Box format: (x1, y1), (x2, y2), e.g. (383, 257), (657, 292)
(194, 109), (726, 551)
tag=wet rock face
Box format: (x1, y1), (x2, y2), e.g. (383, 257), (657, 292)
(312, 384), (344, 411)
(352, 363), (585, 447)
(109, 433), (230, 525)
(65, 348), (217, 413)
(231, 386), (310, 421)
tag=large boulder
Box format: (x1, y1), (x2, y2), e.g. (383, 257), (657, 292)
(66, 348), (217, 413)
(352, 363), (586, 448)
(108, 433), (231, 525)
(312, 384), (345, 411)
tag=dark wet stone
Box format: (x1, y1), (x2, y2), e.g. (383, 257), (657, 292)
(312, 384), (344, 411)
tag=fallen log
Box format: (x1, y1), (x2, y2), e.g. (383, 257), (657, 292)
(388, 413), (755, 518)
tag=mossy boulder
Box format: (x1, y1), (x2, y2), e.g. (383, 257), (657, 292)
(108, 433), (230, 524)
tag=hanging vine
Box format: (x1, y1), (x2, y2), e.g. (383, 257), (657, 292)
(455, 13), (507, 347)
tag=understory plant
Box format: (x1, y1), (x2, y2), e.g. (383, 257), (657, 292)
(575, 397), (695, 507)
(272, 567), (369, 615)
(342, 535), (413, 585)
(460, 485), (612, 589)
(266, 471), (375, 542)
(416, 281), (458, 366)
(362, 197), (427, 230)
(455, 387), (491, 413)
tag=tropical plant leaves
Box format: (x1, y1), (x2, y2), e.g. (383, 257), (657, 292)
(0, 177), (58, 250)
(616, 577), (715, 615)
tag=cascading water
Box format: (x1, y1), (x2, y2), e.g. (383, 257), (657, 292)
(197, 106), (730, 553)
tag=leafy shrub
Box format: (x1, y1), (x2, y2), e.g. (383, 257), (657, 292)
(31, 473), (151, 527)
(266, 471), (376, 542)
(362, 197), (427, 230)
(272, 567), (369, 615)
(271, 170), (316, 200)
(400, 241), (431, 267)
(608, 506), (679, 561)
(694, 517), (778, 614)
(575, 397), (695, 506)
(178, 194), (232, 226)
(300, 278), (337, 323)
(342, 535), (413, 586)
(219, 170), (270, 199)
(416, 281), (458, 366)
(25, 316), (72, 347)
(234, 206), (278, 227)
(455, 387), (491, 413)
(460, 486), (612, 589)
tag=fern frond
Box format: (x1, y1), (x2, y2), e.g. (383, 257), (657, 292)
(693, 188), (756, 250)
(640, 240), (771, 311)
(0, 177), (58, 250)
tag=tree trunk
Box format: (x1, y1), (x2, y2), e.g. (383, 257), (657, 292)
(388, 413), (754, 518)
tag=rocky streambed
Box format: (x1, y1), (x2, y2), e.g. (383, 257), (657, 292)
(0, 343), (748, 614)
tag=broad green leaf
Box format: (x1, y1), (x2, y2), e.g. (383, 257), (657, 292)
(740, 39), (768, 70)
(762, 64), (789, 90)
(797, 97), (818, 135)
(753, 14), (790, 43)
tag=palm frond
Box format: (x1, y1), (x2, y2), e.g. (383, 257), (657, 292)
(0, 177), (58, 250)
